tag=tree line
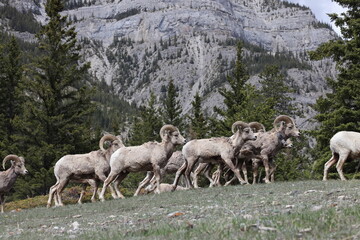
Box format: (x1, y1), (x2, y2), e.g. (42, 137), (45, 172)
(0, 0), (358, 200)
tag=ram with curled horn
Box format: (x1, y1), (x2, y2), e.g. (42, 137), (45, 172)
(173, 121), (256, 189)
(191, 121), (264, 188)
(99, 124), (186, 202)
(237, 115), (300, 184)
(0, 155), (28, 213)
(47, 134), (125, 208)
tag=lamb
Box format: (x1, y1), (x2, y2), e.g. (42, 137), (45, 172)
(323, 131), (360, 181)
(172, 121), (256, 189)
(0, 155), (28, 213)
(47, 134), (124, 207)
(144, 183), (187, 194)
(133, 150), (186, 196)
(99, 124), (186, 202)
(238, 115), (300, 184)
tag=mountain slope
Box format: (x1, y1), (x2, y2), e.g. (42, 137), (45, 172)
(3, 0), (339, 129)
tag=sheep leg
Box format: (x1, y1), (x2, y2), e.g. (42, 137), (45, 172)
(336, 151), (349, 181)
(99, 171), (119, 202)
(252, 159), (260, 184)
(212, 168), (220, 186)
(240, 159), (249, 184)
(184, 157), (197, 188)
(111, 174), (127, 199)
(192, 163), (208, 188)
(153, 165), (162, 194)
(204, 164), (218, 187)
(78, 183), (87, 204)
(223, 158), (247, 185)
(269, 161), (277, 182)
(172, 161), (187, 190)
(47, 181), (59, 208)
(0, 194), (4, 213)
(134, 171), (154, 196)
(323, 153), (339, 181)
(261, 155), (271, 184)
(213, 163), (224, 186)
(89, 179), (100, 203)
(111, 179), (125, 199)
(55, 178), (70, 207)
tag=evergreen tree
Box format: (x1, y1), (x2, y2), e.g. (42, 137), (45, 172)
(0, 37), (23, 156)
(309, 0), (360, 178)
(188, 92), (209, 139)
(12, 0), (95, 197)
(259, 65), (294, 115)
(128, 92), (162, 145)
(162, 80), (183, 129)
(212, 41), (275, 136)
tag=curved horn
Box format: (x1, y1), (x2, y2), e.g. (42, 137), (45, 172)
(273, 115), (295, 130)
(99, 134), (118, 151)
(231, 121), (249, 133)
(249, 122), (266, 133)
(159, 124), (178, 140)
(2, 154), (21, 170)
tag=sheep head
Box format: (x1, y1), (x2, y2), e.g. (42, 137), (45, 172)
(160, 124), (186, 145)
(231, 121), (256, 141)
(273, 115), (300, 138)
(249, 122), (266, 133)
(99, 134), (124, 152)
(2, 155), (28, 175)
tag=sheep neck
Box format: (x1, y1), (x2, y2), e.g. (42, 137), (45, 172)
(0, 168), (19, 192)
(162, 140), (175, 158)
(231, 134), (245, 152)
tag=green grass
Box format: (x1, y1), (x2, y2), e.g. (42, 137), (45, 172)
(1, 180), (360, 239)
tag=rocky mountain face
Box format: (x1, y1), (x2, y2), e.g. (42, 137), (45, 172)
(4, 0), (339, 129)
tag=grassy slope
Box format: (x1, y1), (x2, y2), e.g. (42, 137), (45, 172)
(1, 180), (360, 239)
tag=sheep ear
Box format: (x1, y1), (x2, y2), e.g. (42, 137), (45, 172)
(10, 160), (15, 166)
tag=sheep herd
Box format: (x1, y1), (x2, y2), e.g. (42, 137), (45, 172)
(0, 115), (359, 211)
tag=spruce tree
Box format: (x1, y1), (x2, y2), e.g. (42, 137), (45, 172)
(213, 41), (275, 136)
(259, 65), (294, 115)
(309, 0), (360, 178)
(188, 92), (209, 139)
(0, 37), (23, 156)
(162, 79), (183, 129)
(128, 92), (162, 145)
(12, 0), (94, 197)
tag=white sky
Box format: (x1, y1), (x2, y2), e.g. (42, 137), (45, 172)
(282, 0), (346, 36)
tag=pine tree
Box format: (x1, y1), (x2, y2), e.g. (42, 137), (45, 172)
(128, 92), (162, 145)
(0, 37), (23, 156)
(309, 0), (360, 178)
(162, 79), (183, 129)
(188, 92), (209, 139)
(259, 65), (294, 115)
(12, 0), (95, 197)
(212, 41), (275, 136)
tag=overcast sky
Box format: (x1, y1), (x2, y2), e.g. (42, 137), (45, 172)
(282, 0), (346, 36)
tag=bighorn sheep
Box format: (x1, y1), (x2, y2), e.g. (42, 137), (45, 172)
(323, 131), (360, 181)
(134, 150), (186, 196)
(172, 121), (256, 189)
(191, 122), (264, 188)
(144, 183), (187, 194)
(47, 134), (124, 207)
(0, 155), (28, 213)
(240, 137), (294, 184)
(99, 125), (186, 202)
(238, 115), (300, 183)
